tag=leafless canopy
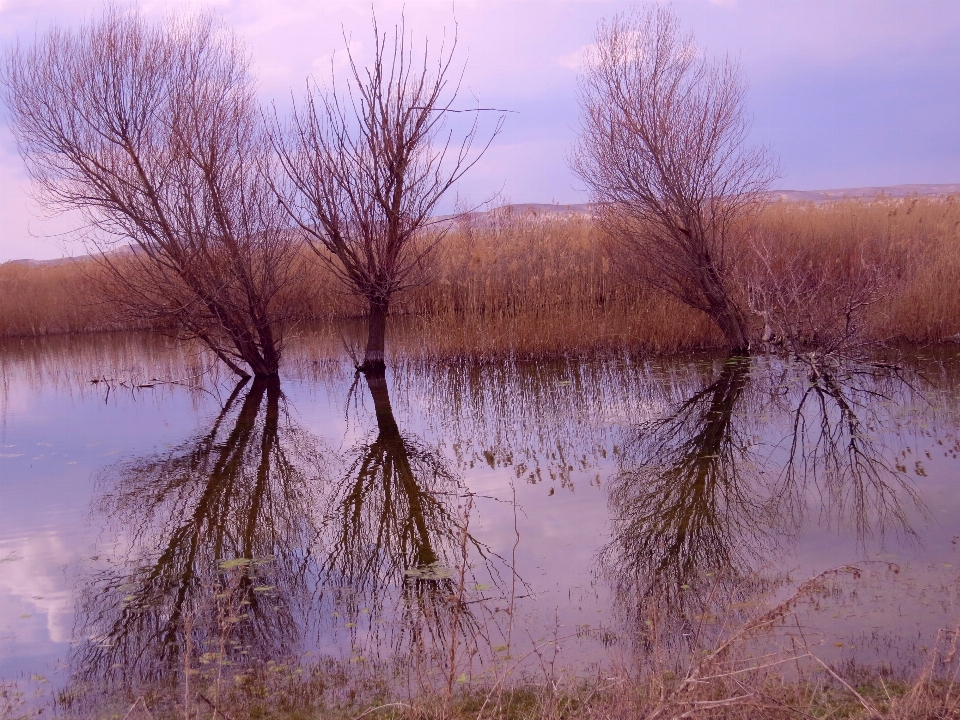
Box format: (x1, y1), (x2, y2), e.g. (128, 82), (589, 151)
(273, 17), (501, 372)
(1, 8), (296, 377)
(571, 5), (778, 353)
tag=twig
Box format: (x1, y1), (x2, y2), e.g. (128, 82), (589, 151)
(198, 692), (237, 720)
(462, 592), (533, 606)
(677, 694), (754, 717)
(507, 481), (519, 655)
(879, 675), (893, 705)
(732, 675), (821, 720)
(695, 652), (812, 681)
(411, 106), (518, 113)
(474, 632), (582, 720)
(446, 495), (474, 696)
(353, 703), (413, 720)
(119, 697), (153, 720)
(808, 651), (880, 716)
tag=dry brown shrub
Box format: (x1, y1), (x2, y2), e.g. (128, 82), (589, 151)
(392, 206), (721, 359)
(0, 258), (131, 336)
(747, 196), (960, 352)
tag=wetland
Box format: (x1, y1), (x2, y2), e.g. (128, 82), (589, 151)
(1, 332), (958, 718)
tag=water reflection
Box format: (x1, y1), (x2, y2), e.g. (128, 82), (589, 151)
(3, 334), (958, 706)
(387, 357), (656, 489)
(70, 377), (326, 692)
(603, 358), (773, 615)
(313, 370), (491, 661)
(66, 370), (496, 702)
(775, 357), (924, 541)
(603, 355), (927, 647)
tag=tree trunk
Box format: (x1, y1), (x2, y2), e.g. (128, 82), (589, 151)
(712, 299), (750, 354)
(198, 324), (282, 379)
(257, 323), (281, 377)
(360, 297), (390, 374)
(237, 347), (280, 378)
(214, 327), (281, 379)
(232, 325), (281, 378)
(697, 262), (751, 354)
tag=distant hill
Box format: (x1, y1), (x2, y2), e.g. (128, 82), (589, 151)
(3, 256), (79, 268)
(4, 184), (958, 264)
(446, 184), (960, 226)
(1, 244), (134, 268)
(769, 183), (960, 203)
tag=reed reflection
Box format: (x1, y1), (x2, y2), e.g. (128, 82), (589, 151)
(70, 377), (326, 691)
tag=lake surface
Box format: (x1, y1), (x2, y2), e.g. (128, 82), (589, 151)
(1, 333), (959, 708)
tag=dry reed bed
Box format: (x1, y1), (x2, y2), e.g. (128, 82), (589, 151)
(2, 197), (958, 356)
(749, 195), (960, 348)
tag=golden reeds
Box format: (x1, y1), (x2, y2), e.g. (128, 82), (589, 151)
(2, 197), (958, 356)
(750, 195), (960, 348)
(0, 259), (129, 336)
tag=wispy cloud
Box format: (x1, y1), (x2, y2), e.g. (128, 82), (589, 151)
(558, 43), (590, 70)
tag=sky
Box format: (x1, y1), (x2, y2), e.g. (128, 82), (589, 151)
(0, 0), (958, 261)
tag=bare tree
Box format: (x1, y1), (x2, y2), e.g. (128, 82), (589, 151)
(273, 17), (500, 374)
(571, 5), (777, 354)
(1, 8), (296, 377)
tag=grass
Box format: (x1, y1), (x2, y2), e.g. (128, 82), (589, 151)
(3, 196), (958, 356)
(3, 558), (955, 720)
(9, 623), (956, 720)
(38, 674), (957, 720)
(8, 628), (954, 720)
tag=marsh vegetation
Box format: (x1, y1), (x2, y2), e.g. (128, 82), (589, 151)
(2, 196), (959, 360)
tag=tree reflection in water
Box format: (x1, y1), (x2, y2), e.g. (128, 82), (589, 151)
(313, 369), (495, 669)
(604, 355), (925, 650)
(70, 377), (326, 693)
(776, 356), (925, 542)
(59, 349), (937, 703)
(603, 357), (773, 645)
(68, 370), (496, 702)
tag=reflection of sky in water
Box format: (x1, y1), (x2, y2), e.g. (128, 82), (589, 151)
(0, 336), (958, 697)
(0, 373), (210, 678)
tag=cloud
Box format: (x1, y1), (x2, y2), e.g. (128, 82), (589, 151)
(0, 531), (76, 645)
(2, 0), (958, 260)
(558, 43), (590, 70)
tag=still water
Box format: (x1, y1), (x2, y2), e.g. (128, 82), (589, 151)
(1, 333), (959, 705)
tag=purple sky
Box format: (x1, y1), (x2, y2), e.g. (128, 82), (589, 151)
(1, 0), (958, 261)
